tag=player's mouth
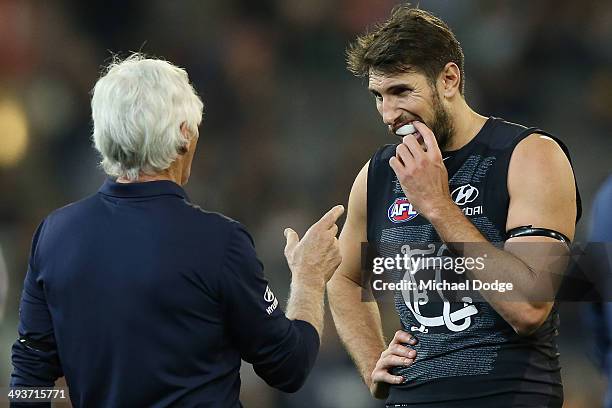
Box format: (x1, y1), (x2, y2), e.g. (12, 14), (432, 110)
(390, 121), (418, 138)
(390, 117), (422, 137)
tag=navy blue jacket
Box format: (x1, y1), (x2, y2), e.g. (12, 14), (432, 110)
(11, 179), (319, 407)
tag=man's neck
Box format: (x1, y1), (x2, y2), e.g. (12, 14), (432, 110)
(116, 167), (182, 185)
(445, 101), (488, 152)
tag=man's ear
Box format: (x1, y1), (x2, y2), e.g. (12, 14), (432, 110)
(178, 122), (190, 155)
(439, 62), (461, 98)
(180, 122), (190, 137)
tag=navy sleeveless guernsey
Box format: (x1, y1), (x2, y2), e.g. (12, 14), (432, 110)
(366, 117), (581, 407)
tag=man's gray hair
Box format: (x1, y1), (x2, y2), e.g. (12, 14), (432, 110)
(91, 53), (204, 181)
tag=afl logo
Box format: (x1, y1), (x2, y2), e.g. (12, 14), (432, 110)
(388, 197), (418, 223)
(451, 184), (479, 206)
(264, 286), (276, 303)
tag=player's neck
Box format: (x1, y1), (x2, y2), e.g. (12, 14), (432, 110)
(446, 101), (488, 152)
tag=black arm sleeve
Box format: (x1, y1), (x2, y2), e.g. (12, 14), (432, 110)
(10, 220), (63, 407)
(218, 223), (320, 393)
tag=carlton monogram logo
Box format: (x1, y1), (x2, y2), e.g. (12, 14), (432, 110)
(401, 244), (478, 333)
(451, 184), (479, 206)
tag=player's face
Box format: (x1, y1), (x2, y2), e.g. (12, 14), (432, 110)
(368, 70), (453, 150)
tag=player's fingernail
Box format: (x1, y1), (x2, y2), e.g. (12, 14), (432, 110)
(409, 337), (418, 345)
(408, 350), (416, 358)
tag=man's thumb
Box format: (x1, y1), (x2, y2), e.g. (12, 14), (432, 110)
(284, 228), (299, 253)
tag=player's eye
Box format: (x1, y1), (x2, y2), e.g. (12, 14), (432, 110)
(393, 87), (412, 96)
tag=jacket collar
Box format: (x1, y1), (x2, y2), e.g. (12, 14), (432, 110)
(98, 178), (188, 200)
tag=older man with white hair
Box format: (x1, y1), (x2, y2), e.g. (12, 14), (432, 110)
(10, 54), (343, 407)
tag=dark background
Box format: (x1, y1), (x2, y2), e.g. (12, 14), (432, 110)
(0, 1), (610, 406)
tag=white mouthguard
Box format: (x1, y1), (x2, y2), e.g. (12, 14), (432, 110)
(395, 124), (416, 136)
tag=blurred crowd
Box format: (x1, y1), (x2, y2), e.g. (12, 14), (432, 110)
(0, 0), (610, 407)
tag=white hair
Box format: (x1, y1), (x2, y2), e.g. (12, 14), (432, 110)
(91, 53), (204, 181)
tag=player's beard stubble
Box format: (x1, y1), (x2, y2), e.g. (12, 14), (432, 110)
(429, 88), (454, 151)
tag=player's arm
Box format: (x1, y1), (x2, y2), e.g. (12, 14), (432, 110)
(327, 162), (387, 387)
(501, 134), (576, 330)
(391, 122), (576, 336)
(428, 134), (574, 335)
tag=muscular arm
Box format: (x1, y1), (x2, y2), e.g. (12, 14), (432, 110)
(327, 162), (387, 387)
(425, 134), (576, 335)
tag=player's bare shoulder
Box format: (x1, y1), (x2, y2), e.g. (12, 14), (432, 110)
(511, 133), (573, 175)
(507, 133), (577, 237)
(508, 133), (576, 197)
(346, 161), (369, 224)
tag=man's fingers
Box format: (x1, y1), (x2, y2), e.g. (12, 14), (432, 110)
(380, 343), (416, 359)
(372, 369), (404, 385)
(317, 205), (345, 229)
(380, 354), (414, 369)
(389, 156), (403, 175)
(402, 134), (425, 161)
(284, 228), (299, 255)
(330, 223), (339, 237)
(395, 143), (414, 168)
(412, 121), (441, 157)
(392, 330), (418, 345)
(391, 344), (417, 359)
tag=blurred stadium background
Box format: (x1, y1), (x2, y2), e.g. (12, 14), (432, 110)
(0, 0), (611, 407)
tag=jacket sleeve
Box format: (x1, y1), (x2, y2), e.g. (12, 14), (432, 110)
(217, 223), (320, 393)
(10, 220), (63, 407)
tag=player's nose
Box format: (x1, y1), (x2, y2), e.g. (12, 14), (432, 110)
(381, 98), (402, 127)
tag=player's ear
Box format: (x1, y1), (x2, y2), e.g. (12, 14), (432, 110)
(439, 62), (461, 98)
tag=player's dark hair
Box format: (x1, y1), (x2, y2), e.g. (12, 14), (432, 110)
(347, 5), (465, 94)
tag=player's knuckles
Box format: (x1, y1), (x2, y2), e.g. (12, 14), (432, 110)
(388, 375), (404, 385)
(404, 138), (420, 152)
(390, 344), (407, 355)
(395, 330), (413, 342)
(389, 156), (399, 170)
(394, 330), (409, 341)
(399, 346), (417, 359)
(384, 355), (411, 368)
(414, 156), (427, 169)
(394, 355), (414, 366)
(396, 144), (409, 157)
(404, 164), (417, 176)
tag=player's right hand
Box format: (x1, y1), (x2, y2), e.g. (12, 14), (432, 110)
(370, 330), (418, 399)
(284, 205), (344, 284)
